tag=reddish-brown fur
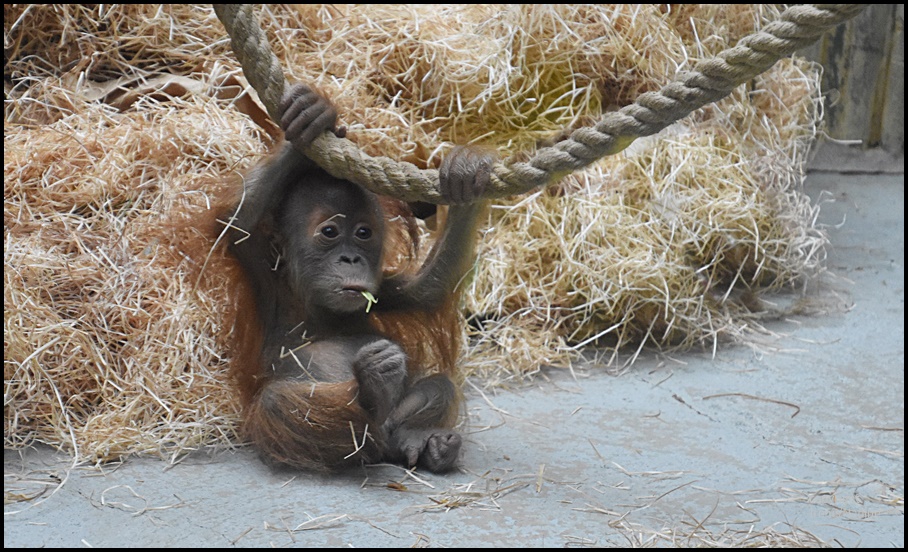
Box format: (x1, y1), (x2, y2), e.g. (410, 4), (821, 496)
(192, 175), (463, 471)
(175, 83), (487, 472)
(247, 236), (463, 471)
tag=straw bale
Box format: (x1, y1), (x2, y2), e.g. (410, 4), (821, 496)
(5, 4), (826, 460)
(5, 73), (266, 460)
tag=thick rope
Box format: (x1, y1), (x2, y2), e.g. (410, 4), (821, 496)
(214, 4), (866, 204)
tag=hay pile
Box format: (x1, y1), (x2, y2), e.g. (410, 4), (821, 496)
(4, 5), (826, 461)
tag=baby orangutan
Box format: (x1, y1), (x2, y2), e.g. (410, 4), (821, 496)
(224, 83), (492, 472)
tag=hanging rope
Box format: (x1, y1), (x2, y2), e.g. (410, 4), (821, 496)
(214, 4), (866, 204)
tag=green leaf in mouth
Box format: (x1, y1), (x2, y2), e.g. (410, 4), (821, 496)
(361, 291), (378, 313)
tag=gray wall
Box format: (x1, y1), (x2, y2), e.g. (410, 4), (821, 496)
(800, 4), (904, 156)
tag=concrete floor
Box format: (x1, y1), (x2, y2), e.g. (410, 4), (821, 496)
(4, 158), (904, 547)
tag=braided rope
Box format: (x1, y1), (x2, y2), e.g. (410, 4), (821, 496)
(214, 4), (866, 204)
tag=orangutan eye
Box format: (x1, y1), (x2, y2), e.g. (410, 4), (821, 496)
(355, 226), (373, 240)
(319, 224), (339, 239)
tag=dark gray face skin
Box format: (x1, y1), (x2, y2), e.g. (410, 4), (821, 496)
(278, 176), (385, 319)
